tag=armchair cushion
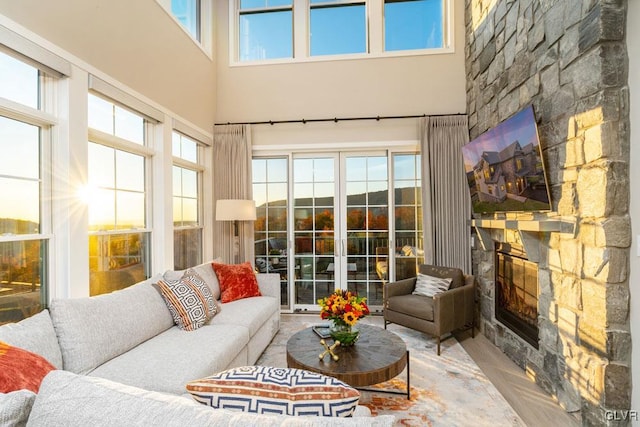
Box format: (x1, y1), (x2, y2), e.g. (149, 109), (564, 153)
(385, 294), (434, 322)
(413, 273), (452, 297)
(419, 265), (464, 289)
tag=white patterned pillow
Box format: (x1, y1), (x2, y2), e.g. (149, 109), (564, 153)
(186, 366), (360, 417)
(412, 273), (452, 297)
(156, 270), (219, 331)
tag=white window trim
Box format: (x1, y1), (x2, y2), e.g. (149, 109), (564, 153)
(155, 0), (214, 59)
(229, 0), (454, 67)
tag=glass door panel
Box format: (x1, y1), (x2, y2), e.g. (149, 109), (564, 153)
(293, 157), (337, 307)
(343, 155), (388, 307)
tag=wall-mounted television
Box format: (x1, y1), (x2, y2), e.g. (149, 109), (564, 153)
(461, 105), (551, 214)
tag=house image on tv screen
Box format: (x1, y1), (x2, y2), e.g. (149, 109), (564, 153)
(462, 105), (552, 214)
(473, 140), (541, 202)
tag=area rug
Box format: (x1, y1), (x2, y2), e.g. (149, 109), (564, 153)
(257, 314), (525, 427)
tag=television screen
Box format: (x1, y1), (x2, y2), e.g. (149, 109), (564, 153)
(461, 105), (551, 214)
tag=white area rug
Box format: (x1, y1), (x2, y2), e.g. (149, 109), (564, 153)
(257, 314), (525, 426)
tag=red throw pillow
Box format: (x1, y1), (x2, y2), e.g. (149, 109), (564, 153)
(212, 262), (261, 303)
(0, 341), (55, 393)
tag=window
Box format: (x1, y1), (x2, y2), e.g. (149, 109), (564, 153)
(310, 1), (366, 56)
(393, 153), (424, 280)
(87, 93), (152, 296)
(171, 0), (201, 41)
(239, 0), (293, 61)
(0, 52), (52, 325)
(231, 0), (450, 64)
(173, 131), (203, 270)
(384, 0), (443, 51)
(253, 157), (289, 307)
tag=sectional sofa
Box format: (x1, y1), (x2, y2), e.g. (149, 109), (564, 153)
(0, 261), (394, 426)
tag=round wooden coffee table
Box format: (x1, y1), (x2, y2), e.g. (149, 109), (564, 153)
(286, 323), (410, 398)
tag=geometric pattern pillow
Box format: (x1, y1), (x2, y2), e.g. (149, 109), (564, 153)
(156, 270), (219, 331)
(420, 265), (464, 289)
(212, 262), (262, 304)
(186, 366), (360, 417)
(0, 341), (55, 393)
(412, 273), (452, 297)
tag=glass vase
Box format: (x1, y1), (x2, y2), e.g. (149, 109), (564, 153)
(329, 321), (359, 347)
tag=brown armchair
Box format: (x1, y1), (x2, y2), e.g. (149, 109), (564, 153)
(383, 264), (475, 355)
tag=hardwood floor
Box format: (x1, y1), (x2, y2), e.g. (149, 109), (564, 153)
(454, 330), (581, 427)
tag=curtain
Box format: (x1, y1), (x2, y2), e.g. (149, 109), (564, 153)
(212, 124), (255, 264)
(420, 115), (472, 273)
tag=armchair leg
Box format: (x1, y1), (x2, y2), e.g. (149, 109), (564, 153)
(437, 337), (441, 356)
(384, 320), (388, 330)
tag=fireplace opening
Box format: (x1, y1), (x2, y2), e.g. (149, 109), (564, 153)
(495, 243), (539, 349)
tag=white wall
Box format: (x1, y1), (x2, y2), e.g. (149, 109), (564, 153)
(0, 0), (216, 131)
(215, 0), (467, 148)
(628, 0), (640, 420)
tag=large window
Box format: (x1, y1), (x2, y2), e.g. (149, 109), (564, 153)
(171, 0), (201, 41)
(309, 1), (366, 56)
(384, 0), (443, 51)
(172, 131), (203, 270)
(0, 52), (52, 325)
(87, 94), (152, 296)
(239, 0), (293, 61)
(231, 0), (449, 63)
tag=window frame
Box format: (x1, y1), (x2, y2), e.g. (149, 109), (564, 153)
(172, 130), (206, 269)
(87, 91), (155, 295)
(229, 0), (453, 66)
(0, 52), (58, 323)
(156, 0), (213, 58)
(309, 0), (368, 57)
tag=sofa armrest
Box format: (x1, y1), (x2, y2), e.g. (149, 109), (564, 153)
(384, 278), (416, 299)
(433, 276), (475, 335)
(256, 273), (281, 306)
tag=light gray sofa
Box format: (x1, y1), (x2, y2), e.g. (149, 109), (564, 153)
(0, 262), (393, 426)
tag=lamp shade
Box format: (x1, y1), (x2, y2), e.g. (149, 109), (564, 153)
(216, 199), (256, 221)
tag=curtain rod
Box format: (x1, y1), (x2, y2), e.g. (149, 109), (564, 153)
(214, 112), (466, 127)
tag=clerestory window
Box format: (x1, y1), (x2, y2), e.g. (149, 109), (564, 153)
(230, 0), (451, 64)
(309, 1), (366, 56)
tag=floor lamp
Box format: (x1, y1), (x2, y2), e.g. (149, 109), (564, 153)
(216, 199), (256, 264)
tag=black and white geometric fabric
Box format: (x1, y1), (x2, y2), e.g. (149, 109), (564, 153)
(186, 365), (361, 417)
(157, 270), (219, 331)
(412, 273), (453, 297)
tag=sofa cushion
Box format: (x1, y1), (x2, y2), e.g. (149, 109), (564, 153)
(412, 273), (452, 297)
(157, 270), (219, 331)
(29, 370), (395, 427)
(0, 341), (55, 393)
(88, 323), (250, 395)
(419, 265), (464, 289)
(213, 262), (262, 303)
(163, 258), (223, 300)
(212, 295), (279, 337)
(0, 310), (63, 369)
(386, 294), (434, 322)
(186, 366), (360, 417)
(50, 274), (174, 374)
(0, 389), (36, 427)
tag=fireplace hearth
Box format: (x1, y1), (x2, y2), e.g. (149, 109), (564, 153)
(495, 243), (539, 349)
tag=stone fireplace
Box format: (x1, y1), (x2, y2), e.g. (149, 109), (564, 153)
(495, 242), (539, 349)
(466, 1), (631, 425)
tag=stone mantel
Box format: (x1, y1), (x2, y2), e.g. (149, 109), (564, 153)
(469, 217), (575, 263)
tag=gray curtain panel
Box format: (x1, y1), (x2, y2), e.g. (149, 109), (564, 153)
(212, 124), (255, 265)
(420, 115), (472, 273)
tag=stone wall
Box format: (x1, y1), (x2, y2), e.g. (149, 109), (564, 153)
(464, 0), (631, 425)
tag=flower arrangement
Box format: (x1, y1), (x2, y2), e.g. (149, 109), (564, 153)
(318, 290), (370, 328)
